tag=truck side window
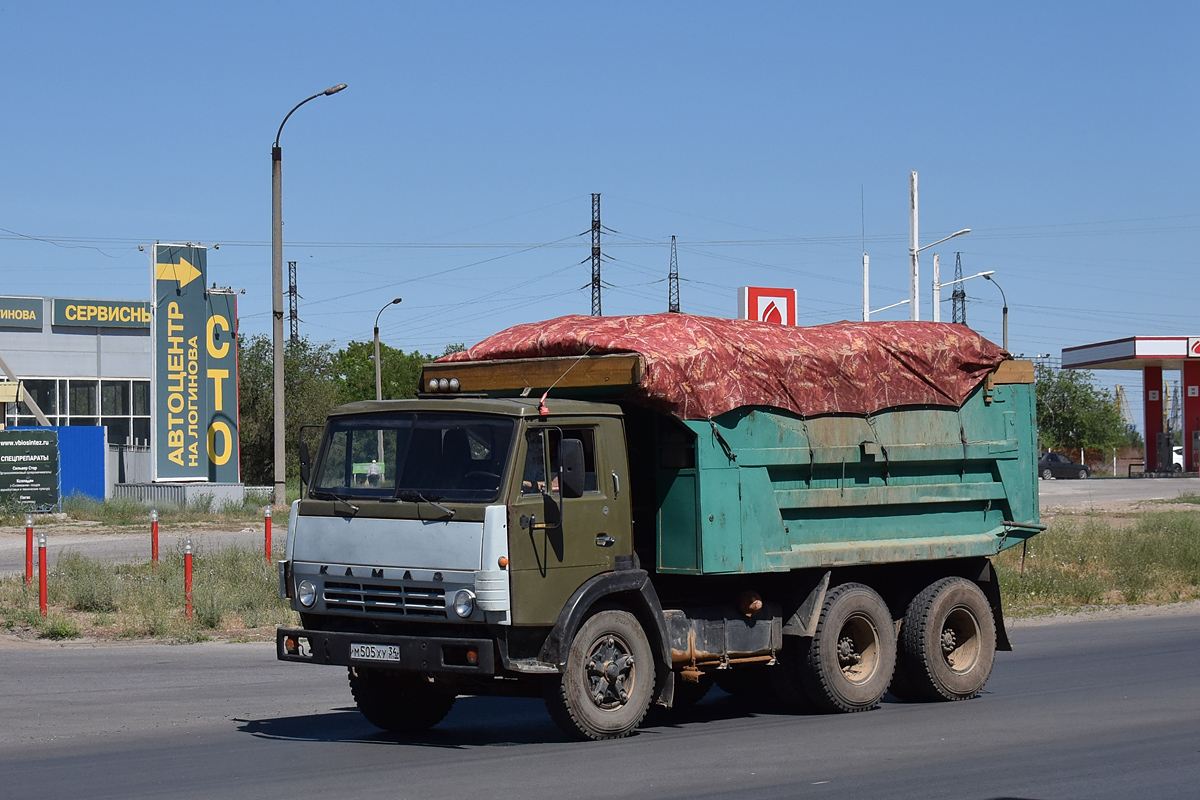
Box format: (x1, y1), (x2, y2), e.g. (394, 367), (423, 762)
(522, 428), (599, 494)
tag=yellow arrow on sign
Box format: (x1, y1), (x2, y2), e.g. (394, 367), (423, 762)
(155, 255), (202, 288)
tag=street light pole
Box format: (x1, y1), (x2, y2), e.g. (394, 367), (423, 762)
(983, 273), (1009, 351)
(909, 171), (918, 321)
(374, 298), (403, 402)
(908, 170), (971, 321)
(271, 83), (347, 508)
(933, 269), (994, 323)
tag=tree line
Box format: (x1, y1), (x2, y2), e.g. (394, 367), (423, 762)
(1034, 363), (1142, 453)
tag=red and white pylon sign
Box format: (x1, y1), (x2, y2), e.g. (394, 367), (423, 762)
(737, 286), (797, 326)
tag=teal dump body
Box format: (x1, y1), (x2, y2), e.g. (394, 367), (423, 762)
(655, 380), (1039, 575)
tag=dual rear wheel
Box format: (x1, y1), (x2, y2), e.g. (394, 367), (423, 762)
(774, 577), (997, 712)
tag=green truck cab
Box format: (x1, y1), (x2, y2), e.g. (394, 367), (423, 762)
(277, 327), (1041, 741)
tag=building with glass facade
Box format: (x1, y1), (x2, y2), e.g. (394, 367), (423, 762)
(0, 295), (152, 446)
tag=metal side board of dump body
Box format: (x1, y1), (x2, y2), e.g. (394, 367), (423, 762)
(655, 373), (1038, 575)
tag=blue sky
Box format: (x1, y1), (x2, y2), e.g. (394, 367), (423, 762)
(2, 2), (1197, 426)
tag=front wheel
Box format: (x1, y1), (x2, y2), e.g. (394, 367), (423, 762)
(802, 582), (896, 713)
(348, 668), (457, 733)
(898, 577), (996, 701)
(544, 608), (656, 740)
(1078, 469), (1088, 479)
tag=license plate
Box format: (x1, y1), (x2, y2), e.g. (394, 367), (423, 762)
(350, 643), (401, 662)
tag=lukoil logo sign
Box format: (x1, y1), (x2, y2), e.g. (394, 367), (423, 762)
(737, 286), (797, 326)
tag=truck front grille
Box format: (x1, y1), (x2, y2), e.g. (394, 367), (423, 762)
(323, 581), (446, 617)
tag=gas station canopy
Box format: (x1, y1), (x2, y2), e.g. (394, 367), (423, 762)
(1062, 336), (1200, 473)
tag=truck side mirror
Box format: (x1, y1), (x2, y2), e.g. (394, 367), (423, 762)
(559, 438), (585, 499)
(299, 439), (311, 487)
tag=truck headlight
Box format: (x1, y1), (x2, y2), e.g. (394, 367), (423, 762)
(453, 589), (476, 618)
(298, 580), (317, 608)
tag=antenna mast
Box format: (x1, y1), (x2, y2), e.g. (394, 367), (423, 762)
(951, 252), (967, 325)
(590, 193), (602, 316)
(668, 235), (681, 312)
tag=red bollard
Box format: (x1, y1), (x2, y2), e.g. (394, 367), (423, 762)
(184, 537), (194, 621)
(25, 513), (33, 586)
(151, 509), (159, 566)
(264, 506), (273, 564)
(38, 530), (47, 617)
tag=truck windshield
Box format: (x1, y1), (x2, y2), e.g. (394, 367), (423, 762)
(311, 412), (515, 503)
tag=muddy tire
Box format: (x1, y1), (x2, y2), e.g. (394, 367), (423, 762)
(899, 577), (996, 701)
(347, 668), (456, 733)
(543, 608), (656, 740)
(801, 582), (896, 713)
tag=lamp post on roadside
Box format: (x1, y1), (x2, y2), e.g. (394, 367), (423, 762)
(908, 169), (971, 320)
(910, 227), (971, 320)
(932, 269), (994, 323)
(271, 83), (347, 507)
(374, 298), (403, 402)
(983, 273), (1009, 351)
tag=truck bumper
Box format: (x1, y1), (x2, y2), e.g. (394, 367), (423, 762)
(277, 627), (496, 675)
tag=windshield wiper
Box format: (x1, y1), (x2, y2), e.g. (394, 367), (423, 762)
(395, 491), (455, 519)
(307, 490), (360, 515)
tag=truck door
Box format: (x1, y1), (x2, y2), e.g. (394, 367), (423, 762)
(508, 420), (629, 626)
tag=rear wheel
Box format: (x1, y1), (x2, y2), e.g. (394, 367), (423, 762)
(543, 608), (656, 740)
(1041, 468), (1053, 480)
(898, 577), (996, 701)
(801, 583), (896, 713)
(347, 668), (457, 733)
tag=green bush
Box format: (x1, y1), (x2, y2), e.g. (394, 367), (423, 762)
(39, 613), (81, 640)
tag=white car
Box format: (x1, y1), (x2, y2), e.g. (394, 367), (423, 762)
(1173, 446), (1184, 473)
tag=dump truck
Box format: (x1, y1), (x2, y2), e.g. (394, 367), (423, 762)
(277, 313), (1041, 740)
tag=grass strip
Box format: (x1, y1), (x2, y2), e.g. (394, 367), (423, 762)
(997, 510), (1200, 616)
(0, 541), (298, 642)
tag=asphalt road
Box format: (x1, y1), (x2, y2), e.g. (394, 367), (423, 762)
(1038, 475), (1200, 509)
(2, 611), (1197, 800)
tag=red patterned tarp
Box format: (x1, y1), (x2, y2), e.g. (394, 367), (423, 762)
(440, 313), (1008, 420)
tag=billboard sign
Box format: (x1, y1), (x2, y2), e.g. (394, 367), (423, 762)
(0, 296), (43, 330)
(53, 298), (152, 328)
(205, 290), (240, 483)
(153, 244), (209, 481)
(0, 430), (59, 510)
(737, 286), (797, 326)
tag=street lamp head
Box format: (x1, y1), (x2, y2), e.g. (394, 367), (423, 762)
(324, 84), (348, 96)
(390, 297), (402, 305)
(952, 228), (971, 237)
